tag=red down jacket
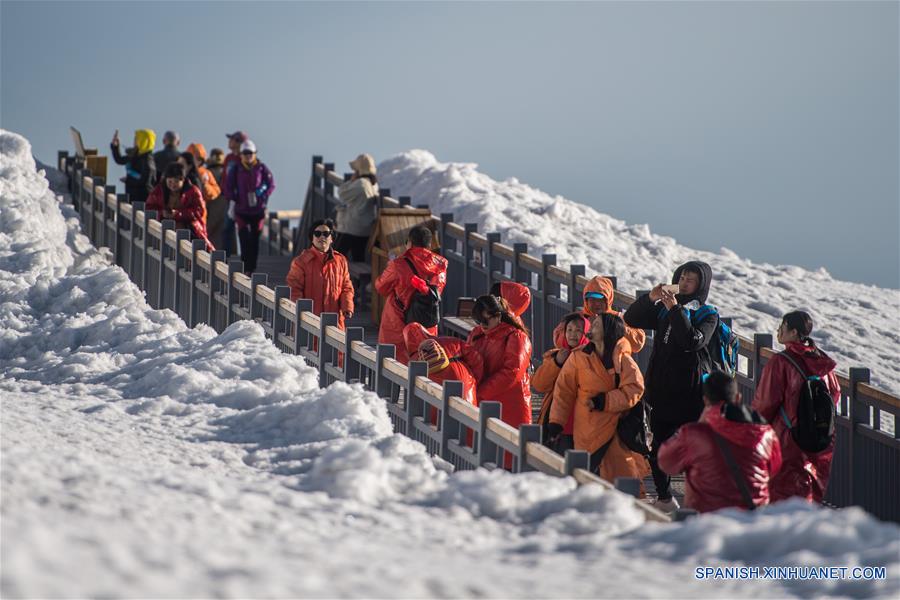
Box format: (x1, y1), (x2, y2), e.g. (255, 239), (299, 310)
(497, 281), (531, 329)
(375, 246), (448, 364)
(466, 321), (533, 428)
(658, 402), (782, 513)
(403, 322), (482, 406)
(146, 181), (214, 251)
(751, 341), (840, 503)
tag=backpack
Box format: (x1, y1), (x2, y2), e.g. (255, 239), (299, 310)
(402, 257), (441, 328)
(617, 399), (654, 456)
(690, 305), (740, 376)
(777, 351), (836, 453)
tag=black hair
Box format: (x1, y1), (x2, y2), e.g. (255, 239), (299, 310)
(597, 313), (625, 369)
(164, 163), (186, 179)
(308, 218), (336, 242)
(489, 282), (501, 297)
(179, 152), (196, 169)
(782, 310), (814, 342)
(703, 371), (738, 405)
(562, 311), (588, 330)
(408, 225), (432, 248)
(472, 294), (528, 335)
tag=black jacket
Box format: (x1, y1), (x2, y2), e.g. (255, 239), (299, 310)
(623, 261), (718, 424)
(153, 145), (181, 179)
(111, 143), (156, 204)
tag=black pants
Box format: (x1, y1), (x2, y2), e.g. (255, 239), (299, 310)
(648, 418), (685, 500)
(335, 233), (368, 262)
(237, 216), (263, 273)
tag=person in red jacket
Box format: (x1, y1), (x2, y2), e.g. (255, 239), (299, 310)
(489, 281), (531, 329)
(659, 371), (782, 513)
(466, 294), (533, 428)
(375, 226), (448, 364)
(286, 218), (354, 329)
(752, 311), (840, 503)
(146, 163), (214, 251)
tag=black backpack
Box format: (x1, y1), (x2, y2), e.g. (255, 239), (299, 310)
(617, 398), (654, 456)
(690, 305), (740, 376)
(401, 257), (441, 329)
(777, 351), (835, 454)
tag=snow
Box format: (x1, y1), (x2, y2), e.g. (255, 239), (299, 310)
(378, 150), (900, 395)
(2, 129), (899, 598)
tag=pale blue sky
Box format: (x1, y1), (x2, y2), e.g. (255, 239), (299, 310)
(2, 1), (897, 287)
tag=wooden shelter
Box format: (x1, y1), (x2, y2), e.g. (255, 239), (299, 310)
(70, 126), (107, 180)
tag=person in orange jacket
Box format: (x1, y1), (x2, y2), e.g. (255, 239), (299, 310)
(466, 294), (533, 429)
(551, 276), (645, 355)
(534, 312), (590, 454)
(489, 281), (530, 329)
(375, 226), (448, 364)
(286, 218), (354, 329)
(403, 322), (482, 427)
(751, 311), (840, 503)
(146, 163), (214, 251)
(549, 313), (650, 487)
(186, 143), (226, 251)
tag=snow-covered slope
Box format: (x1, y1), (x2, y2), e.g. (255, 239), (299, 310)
(1, 130), (898, 598)
(379, 151), (900, 394)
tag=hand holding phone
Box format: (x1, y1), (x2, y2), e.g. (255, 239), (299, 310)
(662, 284), (679, 294)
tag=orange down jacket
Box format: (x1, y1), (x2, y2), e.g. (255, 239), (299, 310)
(551, 338), (650, 484)
(375, 246), (448, 364)
(551, 276), (646, 354)
(286, 247), (354, 329)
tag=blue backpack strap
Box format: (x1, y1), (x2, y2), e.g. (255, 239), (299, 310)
(690, 304), (718, 324)
(779, 405), (793, 429)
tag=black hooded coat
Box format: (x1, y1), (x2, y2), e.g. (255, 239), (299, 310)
(623, 261), (718, 424)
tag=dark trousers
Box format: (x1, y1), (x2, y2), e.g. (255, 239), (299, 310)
(648, 418), (685, 500)
(335, 233), (368, 262)
(237, 216), (263, 273)
(223, 216), (236, 256)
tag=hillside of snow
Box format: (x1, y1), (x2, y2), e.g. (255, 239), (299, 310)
(379, 150), (900, 395)
(2, 129), (899, 598)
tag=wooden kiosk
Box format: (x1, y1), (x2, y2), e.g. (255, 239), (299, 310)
(70, 126), (107, 180)
(367, 208), (439, 325)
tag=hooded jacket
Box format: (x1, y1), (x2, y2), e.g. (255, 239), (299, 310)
(146, 180), (214, 251)
(751, 341), (840, 503)
(225, 158), (275, 220)
(551, 276), (645, 354)
(534, 314), (590, 435)
(110, 129), (156, 204)
(286, 246), (354, 329)
(186, 143), (222, 206)
(335, 177), (379, 237)
(496, 281), (531, 330)
(550, 338), (650, 484)
(658, 402), (782, 512)
(623, 261), (718, 424)
(466, 321), (533, 429)
(375, 246), (449, 364)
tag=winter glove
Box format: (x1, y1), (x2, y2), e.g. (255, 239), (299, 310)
(410, 275), (429, 294)
(545, 423), (564, 445)
(590, 393), (606, 412)
(227, 200), (236, 220)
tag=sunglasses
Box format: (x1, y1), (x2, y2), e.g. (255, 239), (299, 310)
(313, 230), (333, 238)
(241, 150), (255, 156)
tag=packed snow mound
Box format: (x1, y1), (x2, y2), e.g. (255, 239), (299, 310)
(379, 150), (900, 394)
(2, 129), (898, 598)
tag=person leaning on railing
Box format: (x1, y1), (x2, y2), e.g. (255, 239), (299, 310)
(751, 311), (840, 504)
(146, 163), (214, 251)
(110, 128), (157, 205)
(286, 218), (354, 329)
(334, 153), (379, 263)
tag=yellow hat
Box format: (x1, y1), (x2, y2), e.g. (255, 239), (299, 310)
(134, 129), (156, 155)
(417, 339), (450, 375)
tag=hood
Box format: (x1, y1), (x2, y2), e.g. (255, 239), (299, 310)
(134, 129), (156, 155)
(187, 142), (207, 162)
(704, 402), (771, 447)
(403, 322), (434, 355)
(582, 276), (614, 317)
(784, 341), (837, 377)
(672, 260), (712, 304)
(554, 314), (590, 350)
(500, 281), (530, 317)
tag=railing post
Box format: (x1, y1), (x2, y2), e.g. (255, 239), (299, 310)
(226, 259), (244, 326)
(485, 232), (501, 291)
(568, 264), (585, 312)
(57, 150), (68, 172)
(103, 184), (116, 249)
(463, 223), (478, 297)
(91, 175), (104, 244)
(614, 477), (641, 498)
(564, 449), (589, 476)
(114, 193), (127, 262)
(517, 424), (541, 473)
(477, 402), (502, 468)
(188, 239), (205, 327)
(131, 201), (144, 282)
(318, 313), (339, 386)
(293, 298), (313, 354)
(141, 209), (156, 294)
(171, 229), (190, 313)
(208, 250), (226, 330)
(753, 333), (773, 384)
(322, 162), (335, 221)
(440, 213), (453, 258)
(343, 327), (364, 382)
(272, 285), (290, 343)
(512, 242), (528, 284)
(398, 196), (411, 207)
(156, 220), (174, 309)
(848, 367), (870, 507)
(248, 272), (268, 322)
(374, 344), (396, 398)
(439, 380), (464, 463)
(406, 361), (429, 435)
(541, 254), (558, 355)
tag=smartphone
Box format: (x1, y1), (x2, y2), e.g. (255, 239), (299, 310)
(662, 284), (680, 294)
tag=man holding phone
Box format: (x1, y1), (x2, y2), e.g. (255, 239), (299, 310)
(623, 260), (718, 511)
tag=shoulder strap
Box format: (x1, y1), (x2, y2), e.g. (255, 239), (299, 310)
(403, 256), (420, 277)
(778, 350), (809, 379)
(711, 431), (756, 511)
(691, 304), (718, 324)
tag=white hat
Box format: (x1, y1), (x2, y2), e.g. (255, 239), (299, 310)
(240, 140), (257, 154)
(349, 153), (376, 176)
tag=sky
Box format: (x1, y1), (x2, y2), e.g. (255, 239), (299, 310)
(2, 1), (897, 288)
